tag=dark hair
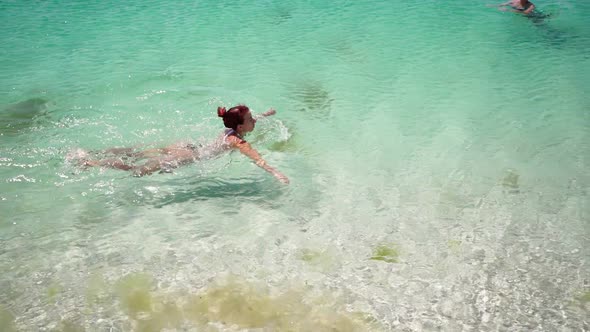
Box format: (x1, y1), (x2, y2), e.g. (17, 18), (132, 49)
(217, 105), (250, 130)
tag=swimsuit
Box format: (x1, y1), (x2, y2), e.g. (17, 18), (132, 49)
(159, 129), (243, 173)
(223, 128), (242, 142)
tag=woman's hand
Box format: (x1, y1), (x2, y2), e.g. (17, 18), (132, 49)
(274, 171), (290, 184)
(262, 108), (276, 117)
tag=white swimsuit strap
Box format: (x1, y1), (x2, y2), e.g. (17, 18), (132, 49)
(223, 129), (234, 139)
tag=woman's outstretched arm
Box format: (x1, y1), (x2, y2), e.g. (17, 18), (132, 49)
(230, 138), (289, 184)
(255, 108), (277, 119)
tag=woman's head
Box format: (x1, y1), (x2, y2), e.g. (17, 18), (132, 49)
(217, 105), (256, 133)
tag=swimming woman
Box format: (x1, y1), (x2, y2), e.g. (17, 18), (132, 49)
(79, 105), (290, 184)
(497, 0), (535, 14)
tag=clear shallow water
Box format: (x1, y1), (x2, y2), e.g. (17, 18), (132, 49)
(1, 0), (589, 331)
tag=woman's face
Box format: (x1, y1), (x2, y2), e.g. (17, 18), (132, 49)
(239, 111), (256, 133)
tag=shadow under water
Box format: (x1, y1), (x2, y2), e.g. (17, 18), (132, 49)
(290, 80), (333, 116)
(135, 177), (286, 209)
(0, 97), (50, 135)
(272, 7), (293, 24)
(526, 10), (569, 46)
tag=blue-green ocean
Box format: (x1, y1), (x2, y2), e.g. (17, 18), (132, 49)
(1, 0), (588, 331)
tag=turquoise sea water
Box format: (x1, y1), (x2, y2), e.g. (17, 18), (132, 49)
(1, 0), (589, 330)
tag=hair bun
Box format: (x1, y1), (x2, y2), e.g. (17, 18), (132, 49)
(217, 107), (226, 117)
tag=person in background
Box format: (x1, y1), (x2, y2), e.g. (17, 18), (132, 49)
(497, 0), (535, 15)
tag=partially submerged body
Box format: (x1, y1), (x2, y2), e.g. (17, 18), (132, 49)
(497, 0), (535, 14)
(76, 106), (289, 184)
(83, 129), (234, 176)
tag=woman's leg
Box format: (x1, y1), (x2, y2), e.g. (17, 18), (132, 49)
(132, 151), (194, 177)
(82, 157), (158, 175)
(83, 158), (134, 170)
(131, 159), (163, 177)
(82, 148), (196, 176)
(101, 147), (136, 156)
(100, 147), (167, 158)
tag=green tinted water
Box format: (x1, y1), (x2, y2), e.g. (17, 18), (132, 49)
(1, 0), (588, 330)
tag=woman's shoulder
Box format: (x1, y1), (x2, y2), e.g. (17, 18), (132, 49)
(225, 134), (247, 146)
(222, 129), (247, 147)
